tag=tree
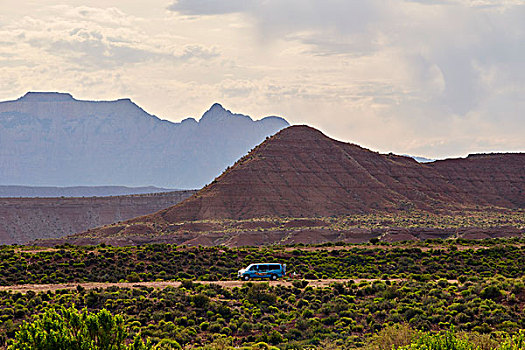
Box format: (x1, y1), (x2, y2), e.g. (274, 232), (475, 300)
(8, 306), (151, 350)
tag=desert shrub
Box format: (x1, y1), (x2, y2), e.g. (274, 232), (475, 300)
(480, 285), (502, 300)
(246, 284), (276, 304)
(498, 330), (525, 350)
(193, 294), (210, 308)
(127, 272), (141, 282)
(461, 332), (499, 350)
(365, 323), (416, 350)
(400, 329), (477, 350)
(268, 330), (283, 345)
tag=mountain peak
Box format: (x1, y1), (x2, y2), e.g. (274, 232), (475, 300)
(120, 124), (447, 222)
(200, 103), (228, 121)
(200, 103), (253, 123)
(274, 125), (326, 139)
(141, 124), (522, 223)
(209, 102), (225, 112)
(19, 92), (75, 102)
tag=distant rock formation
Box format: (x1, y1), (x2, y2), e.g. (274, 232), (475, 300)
(47, 125), (524, 247)
(0, 190), (196, 244)
(143, 126), (524, 222)
(0, 92), (289, 189)
(0, 185), (176, 198)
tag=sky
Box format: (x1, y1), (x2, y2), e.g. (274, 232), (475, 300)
(0, 0), (523, 159)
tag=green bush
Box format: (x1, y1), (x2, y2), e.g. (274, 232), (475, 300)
(399, 329), (525, 350)
(7, 306), (151, 350)
(154, 339), (182, 349)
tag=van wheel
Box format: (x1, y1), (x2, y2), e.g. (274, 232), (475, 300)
(243, 275), (250, 281)
(271, 274), (277, 281)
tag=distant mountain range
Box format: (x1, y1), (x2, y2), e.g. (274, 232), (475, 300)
(45, 125), (524, 247)
(0, 92), (289, 189)
(0, 185), (176, 198)
(405, 155), (435, 163)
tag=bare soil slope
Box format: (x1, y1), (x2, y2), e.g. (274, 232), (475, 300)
(140, 126), (524, 222)
(430, 153), (525, 209)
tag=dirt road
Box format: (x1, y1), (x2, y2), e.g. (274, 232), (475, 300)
(0, 279), (387, 293)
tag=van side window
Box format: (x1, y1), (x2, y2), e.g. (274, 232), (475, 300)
(270, 264), (280, 270)
(259, 265), (268, 271)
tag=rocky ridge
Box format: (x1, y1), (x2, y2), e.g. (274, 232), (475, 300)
(42, 125), (524, 247)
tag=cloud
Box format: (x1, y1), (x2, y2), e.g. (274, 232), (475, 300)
(61, 6), (135, 27)
(168, 0), (253, 15)
(1, 1), (522, 159)
(167, 0), (524, 156)
(177, 45), (219, 61)
(220, 79), (257, 98)
(1, 6), (220, 70)
(167, 0), (525, 111)
(168, 1), (385, 45)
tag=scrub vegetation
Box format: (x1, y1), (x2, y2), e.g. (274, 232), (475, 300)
(3, 239), (525, 285)
(1, 239), (525, 349)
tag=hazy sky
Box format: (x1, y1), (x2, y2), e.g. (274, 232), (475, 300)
(1, 0), (523, 158)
